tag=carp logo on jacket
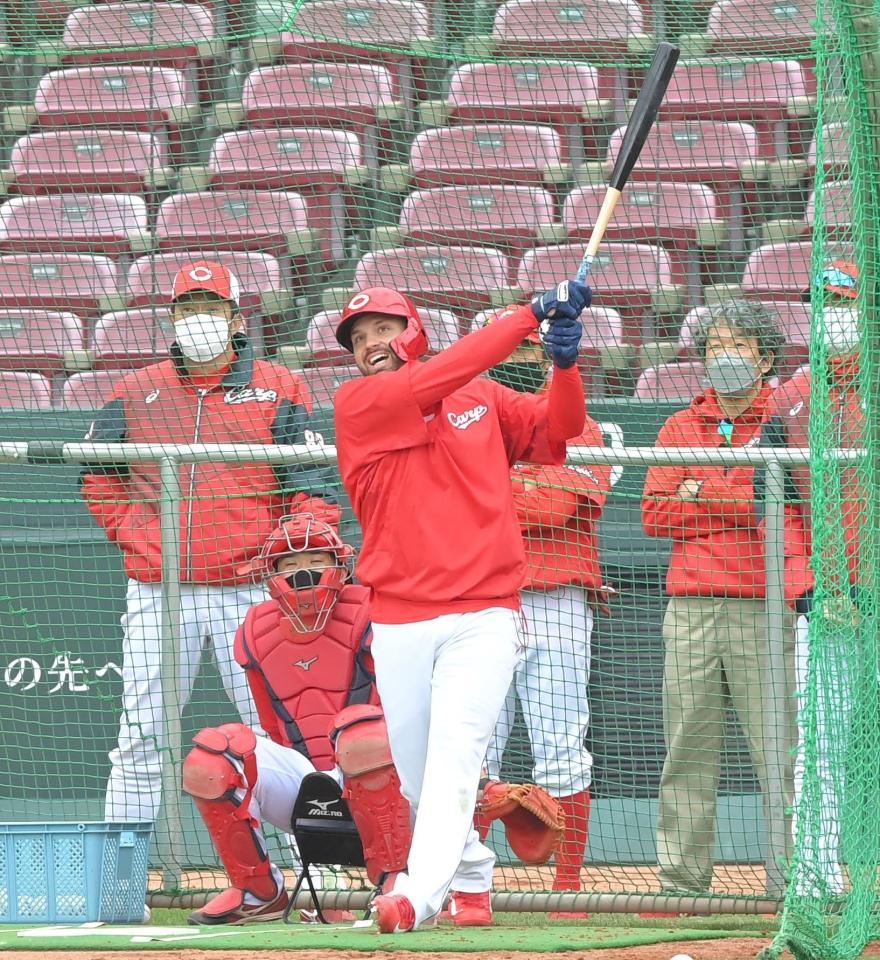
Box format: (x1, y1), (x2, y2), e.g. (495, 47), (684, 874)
(224, 387), (278, 404)
(447, 404), (489, 430)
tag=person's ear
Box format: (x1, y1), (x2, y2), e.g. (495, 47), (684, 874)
(757, 351), (773, 375)
(230, 311), (244, 335)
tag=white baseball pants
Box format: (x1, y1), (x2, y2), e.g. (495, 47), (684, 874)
(104, 579), (267, 822)
(370, 607), (521, 927)
(486, 587), (594, 795)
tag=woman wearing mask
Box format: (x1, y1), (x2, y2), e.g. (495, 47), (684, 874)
(641, 299), (795, 898)
(81, 259), (339, 825)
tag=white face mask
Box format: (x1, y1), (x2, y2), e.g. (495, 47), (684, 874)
(822, 306), (860, 357)
(174, 313), (231, 364)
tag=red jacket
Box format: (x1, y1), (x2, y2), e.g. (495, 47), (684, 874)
(642, 386), (774, 599)
(234, 584), (377, 770)
(513, 410), (611, 593)
(764, 360), (865, 601)
(81, 335), (339, 585)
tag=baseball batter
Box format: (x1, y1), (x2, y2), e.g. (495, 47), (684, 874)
(183, 515), (411, 924)
(482, 325), (612, 915)
(332, 281), (592, 932)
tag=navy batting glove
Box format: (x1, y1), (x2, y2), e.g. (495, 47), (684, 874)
(542, 315), (582, 369)
(531, 280), (592, 324)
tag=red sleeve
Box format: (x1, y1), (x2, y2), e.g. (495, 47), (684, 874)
(81, 472), (135, 538)
(547, 366), (586, 444)
(642, 417), (757, 540)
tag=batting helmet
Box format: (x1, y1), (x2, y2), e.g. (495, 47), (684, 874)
(335, 287), (428, 362)
(256, 515), (354, 635)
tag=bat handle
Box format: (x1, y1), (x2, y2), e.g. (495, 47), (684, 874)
(575, 256), (593, 284)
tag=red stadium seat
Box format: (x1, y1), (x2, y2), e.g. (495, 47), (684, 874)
(241, 63), (399, 131)
(297, 363), (361, 407)
(353, 245), (512, 315)
(739, 241), (856, 301)
(91, 307), (175, 368)
(31, 66), (196, 132)
(805, 181), (852, 236)
(0, 372), (53, 409)
(0, 194), (149, 257)
(307, 306), (459, 362)
(126, 250), (286, 319)
(660, 61), (809, 158)
(705, 0), (816, 55)
(518, 242), (678, 341)
(60, 3), (219, 69)
(208, 128), (363, 191)
(0, 254), (121, 315)
(409, 124), (565, 187)
(398, 186), (558, 267)
(808, 123), (849, 176)
(6, 130), (168, 195)
(635, 361), (706, 401)
(491, 0), (645, 58)
(0, 309), (85, 377)
(156, 190), (311, 258)
(61, 369), (128, 408)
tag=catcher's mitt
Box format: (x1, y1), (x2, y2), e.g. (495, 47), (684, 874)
(478, 780), (565, 865)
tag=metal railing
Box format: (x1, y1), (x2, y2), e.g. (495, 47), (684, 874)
(0, 439), (855, 911)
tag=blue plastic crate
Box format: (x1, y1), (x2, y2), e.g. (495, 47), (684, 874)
(0, 822), (152, 924)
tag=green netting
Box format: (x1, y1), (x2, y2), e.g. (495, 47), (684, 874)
(0, 0), (866, 945)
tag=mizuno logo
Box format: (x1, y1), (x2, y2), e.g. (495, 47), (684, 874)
(308, 798), (343, 817)
(447, 405), (489, 430)
(294, 657), (318, 671)
(789, 401), (804, 416)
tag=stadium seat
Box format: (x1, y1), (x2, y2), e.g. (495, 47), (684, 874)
(18, 66), (198, 134)
(699, 0), (816, 55)
(307, 306), (459, 362)
(660, 61), (811, 158)
(0, 254), (122, 315)
(0, 372), (53, 409)
(59, 3), (221, 70)
(351, 244), (513, 315)
(61, 369), (127, 408)
(489, 0), (647, 59)
(91, 307), (175, 368)
(738, 241), (846, 301)
(297, 363), (361, 407)
(517, 242), (680, 341)
(126, 250), (288, 319)
(563, 182), (723, 303)
(156, 190), (313, 259)
(5, 130), (170, 195)
(234, 63), (401, 133)
(260, 0), (434, 100)
(0, 309), (85, 377)
(388, 185), (559, 268)
(808, 123), (849, 176)
(634, 361), (706, 401)
(386, 123), (567, 191)
(0, 194), (150, 257)
(805, 181), (852, 236)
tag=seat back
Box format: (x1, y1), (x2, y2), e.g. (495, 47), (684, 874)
(291, 772), (366, 868)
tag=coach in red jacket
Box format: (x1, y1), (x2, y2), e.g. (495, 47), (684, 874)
(81, 259), (338, 824)
(641, 299), (795, 895)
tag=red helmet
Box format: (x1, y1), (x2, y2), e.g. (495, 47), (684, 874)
(335, 287), (428, 362)
(256, 515), (354, 635)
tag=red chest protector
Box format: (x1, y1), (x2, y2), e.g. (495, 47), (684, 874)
(234, 584), (374, 770)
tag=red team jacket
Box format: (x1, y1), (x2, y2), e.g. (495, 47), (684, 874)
(334, 305), (586, 624)
(234, 583), (377, 771)
(764, 360), (866, 601)
(80, 335), (338, 585)
(513, 412), (612, 593)
(642, 385), (781, 599)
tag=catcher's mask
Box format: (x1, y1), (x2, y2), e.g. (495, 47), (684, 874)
(255, 514), (354, 635)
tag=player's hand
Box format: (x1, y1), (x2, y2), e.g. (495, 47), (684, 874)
(531, 280), (592, 324)
(676, 479), (703, 500)
(541, 315), (582, 369)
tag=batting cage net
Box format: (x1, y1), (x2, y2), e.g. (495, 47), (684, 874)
(0, 0), (871, 954)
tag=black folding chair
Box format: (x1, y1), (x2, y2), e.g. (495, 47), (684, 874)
(283, 772), (378, 924)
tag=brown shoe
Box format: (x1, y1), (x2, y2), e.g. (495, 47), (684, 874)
(188, 886), (289, 925)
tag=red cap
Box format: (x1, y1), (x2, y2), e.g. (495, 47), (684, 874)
(335, 287), (422, 352)
(172, 259), (241, 306)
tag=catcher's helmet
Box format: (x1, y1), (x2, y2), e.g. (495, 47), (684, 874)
(255, 514), (354, 635)
(335, 287), (428, 362)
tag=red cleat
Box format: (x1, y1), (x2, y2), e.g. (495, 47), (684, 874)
(446, 890), (492, 927)
(372, 894), (416, 933)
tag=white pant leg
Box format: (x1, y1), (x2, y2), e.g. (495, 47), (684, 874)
(517, 588), (593, 796)
(205, 584), (267, 729)
(105, 581), (204, 822)
(792, 613), (848, 895)
(374, 608), (520, 926)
